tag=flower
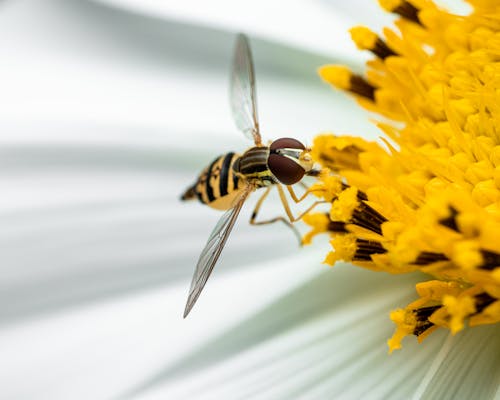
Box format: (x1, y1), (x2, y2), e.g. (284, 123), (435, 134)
(1, 1), (499, 399)
(304, 0), (500, 352)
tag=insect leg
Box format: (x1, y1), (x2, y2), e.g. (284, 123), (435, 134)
(286, 184), (310, 203)
(279, 185), (326, 222)
(286, 182), (325, 204)
(249, 186), (303, 245)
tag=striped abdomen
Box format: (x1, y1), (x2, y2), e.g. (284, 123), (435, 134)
(181, 152), (245, 210)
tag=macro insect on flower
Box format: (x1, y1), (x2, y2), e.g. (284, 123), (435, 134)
(181, 34), (319, 318)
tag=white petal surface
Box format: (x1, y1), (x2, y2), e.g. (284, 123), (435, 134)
(90, 0), (369, 61)
(121, 269), (446, 400)
(415, 323), (500, 400)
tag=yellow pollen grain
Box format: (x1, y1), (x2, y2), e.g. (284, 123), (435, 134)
(453, 241), (482, 270)
(472, 180), (500, 206)
(442, 295), (476, 334)
(415, 281), (463, 300)
(330, 187), (359, 222)
(378, 0), (404, 12)
(318, 65), (352, 91)
(350, 26), (378, 50)
(327, 235), (357, 264)
(387, 309), (416, 353)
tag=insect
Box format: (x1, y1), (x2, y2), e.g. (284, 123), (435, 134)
(181, 34), (319, 317)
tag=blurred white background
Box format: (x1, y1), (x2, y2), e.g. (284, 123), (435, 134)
(2, 1), (497, 400)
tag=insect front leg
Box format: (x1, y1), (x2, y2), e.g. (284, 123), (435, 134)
(278, 185), (326, 222)
(284, 182), (326, 222)
(249, 186), (303, 246)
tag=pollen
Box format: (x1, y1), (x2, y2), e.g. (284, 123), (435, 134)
(304, 0), (500, 350)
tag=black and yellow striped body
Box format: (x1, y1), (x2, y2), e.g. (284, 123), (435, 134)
(182, 152), (245, 210)
(236, 146), (274, 187)
(181, 146), (275, 210)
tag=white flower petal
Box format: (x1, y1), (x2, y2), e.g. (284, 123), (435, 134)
(413, 323), (500, 400)
(0, 252), (322, 400)
(0, 1), (378, 145)
(116, 269), (450, 400)
(89, 0), (367, 60)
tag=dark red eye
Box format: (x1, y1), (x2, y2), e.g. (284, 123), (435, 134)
(270, 137), (305, 151)
(268, 137), (306, 185)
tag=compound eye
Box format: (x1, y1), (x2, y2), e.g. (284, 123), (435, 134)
(268, 137), (306, 185)
(268, 154), (305, 184)
(270, 137), (305, 151)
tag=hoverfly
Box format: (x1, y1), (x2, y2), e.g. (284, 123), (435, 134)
(181, 34), (318, 317)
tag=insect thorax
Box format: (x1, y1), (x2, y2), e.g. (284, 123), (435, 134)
(235, 146), (275, 187)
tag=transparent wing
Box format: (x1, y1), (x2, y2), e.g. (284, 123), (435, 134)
(183, 185), (253, 318)
(230, 33), (261, 145)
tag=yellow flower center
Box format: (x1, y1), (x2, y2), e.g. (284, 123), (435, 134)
(303, 0), (500, 350)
